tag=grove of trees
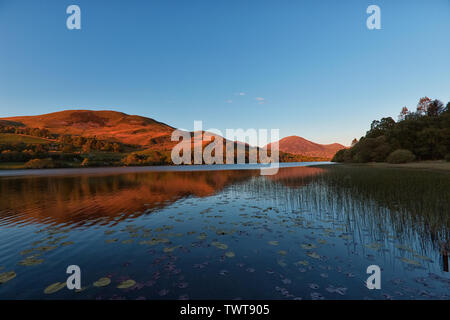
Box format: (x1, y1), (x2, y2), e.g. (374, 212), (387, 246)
(333, 97), (450, 163)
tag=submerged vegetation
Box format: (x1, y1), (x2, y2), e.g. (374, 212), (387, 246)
(333, 97), (450, 163)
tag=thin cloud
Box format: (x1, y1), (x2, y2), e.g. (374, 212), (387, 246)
(225, 99), (233, 103)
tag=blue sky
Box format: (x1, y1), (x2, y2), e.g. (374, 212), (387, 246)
(0, 0), (449, 145)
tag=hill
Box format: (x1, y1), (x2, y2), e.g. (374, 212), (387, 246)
(2, 110), (175, 147)
(266, 136), (346, 159)
(0, 109), (334, 168)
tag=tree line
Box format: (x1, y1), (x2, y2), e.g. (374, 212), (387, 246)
(333, 98), (450, 163)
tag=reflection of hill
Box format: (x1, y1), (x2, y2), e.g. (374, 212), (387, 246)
(0, 170), (256, 227)
(267, 167), (325, 187)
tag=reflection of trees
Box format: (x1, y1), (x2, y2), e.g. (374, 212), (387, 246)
(241, 166), (449, 257)
(0, 170), (256, 227)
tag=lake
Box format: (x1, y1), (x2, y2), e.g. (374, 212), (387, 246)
(0, 163), (449, 300)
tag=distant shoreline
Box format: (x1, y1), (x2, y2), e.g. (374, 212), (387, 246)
(0, 161), (333, 177)
(322, 161), (450, 173)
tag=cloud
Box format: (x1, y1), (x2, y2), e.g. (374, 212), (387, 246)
(225, 99), (233, 103)
(255, 97), (265, 101)
(239, 92), (246, 96)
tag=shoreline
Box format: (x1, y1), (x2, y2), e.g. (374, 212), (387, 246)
(325, 160), (450, 173)
(0, 161), (333, 178)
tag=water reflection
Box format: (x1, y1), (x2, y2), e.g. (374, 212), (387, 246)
(0, 170), (256, 227)
(0, 165), (449, 299)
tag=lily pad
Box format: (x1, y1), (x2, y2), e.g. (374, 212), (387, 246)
(413, 254), (433, 262)
(307, 252), (320, 259)
(19, 257), (44, 266)
(365, 243), (382, 250)
(277, 250), (287, 256)
(399, 257), (421, 266)
(44, 282), (66, 294)
(225, 252), (235, 258)
(117, 279), (136, 289)
(268, 241), (279, 246)
(294, 260), (309, 266)
(93, 277), (111, 287)
(36, 245), (57, 252)
(301, 244), (317, 250)
(277, 260), (287, 267)
(163, 246), (179, 253)
(20, 249), (34, 255)
(0, 271), (16, 284)
(211, 242), (228, 250)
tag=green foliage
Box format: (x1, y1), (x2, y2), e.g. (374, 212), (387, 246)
(25, 158), (55, 169)
(332, 98), (450, 163)
(386, 149), (416, 164)
(0, 133), (50, 144)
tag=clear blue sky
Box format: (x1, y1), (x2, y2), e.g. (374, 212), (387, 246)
(0, 0), (449, 145)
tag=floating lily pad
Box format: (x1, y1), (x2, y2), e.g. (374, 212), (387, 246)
(93, 277), (111, 287)
(105, 239), (118, 244)
(60, 241), (74, 246)
(36, 245), (57, 252)
(211, 242), (228, 250)
(0, 271), (16, 284)
(19, 256), (44, 266)
(307, 252), (320, 259)
(122, 239), (134, 244)
(197, 234), (207, 240)
(277, 250), (287, 256)
(413, 254), (433, 262)
(225, 252), (235, 258)
(163, 246), (179, 253)
(44, 282), (66, 294)
(268, 241), (279, 246)
(117, 280), (136, 289)
(139, 238), (169, 245)
(20, 249), (34, 255)
(301, 244), (317, 250)
(395, 244), (414, 252)
(294, 260), (309, 266)
(277, 260), (287, 267)
(399, 257), (421, 266)
(365, 243), (382, 250)
(317, 239), (327, 245)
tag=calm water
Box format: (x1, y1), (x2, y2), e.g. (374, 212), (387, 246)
(0, 163), (449, 300)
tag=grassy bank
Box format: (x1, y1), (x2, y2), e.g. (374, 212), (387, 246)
(331, 160), (450, 173)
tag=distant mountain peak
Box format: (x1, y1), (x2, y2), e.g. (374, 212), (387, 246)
(266, 135), (346, 159)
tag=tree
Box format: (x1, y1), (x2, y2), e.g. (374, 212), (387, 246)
(398, 107), (409, 121)
(351, 138), (358, 147)
(416, 97), (432, 115)
(427, 99), (444, 117)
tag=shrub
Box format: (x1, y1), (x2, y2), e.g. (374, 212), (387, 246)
(81, 158), (89, 167)
(445, 154), (450, 162)
(386, 149), (416, 164)
(25, 158), (54, 169)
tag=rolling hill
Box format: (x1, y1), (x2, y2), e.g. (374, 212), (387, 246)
(1, 110), (175, 148)
(0, 110), (341, 167)
(266, 136), (346, 159)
